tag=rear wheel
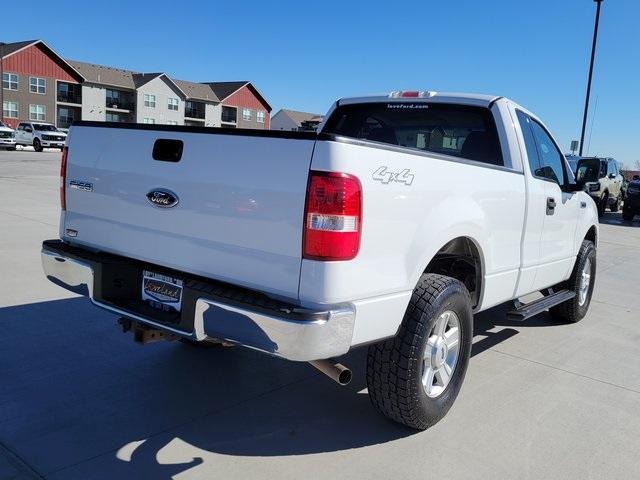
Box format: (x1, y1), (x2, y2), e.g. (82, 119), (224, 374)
(367, 274), (473, 430)
(550, 240), (596, 323)
(33, 138), (43, 152)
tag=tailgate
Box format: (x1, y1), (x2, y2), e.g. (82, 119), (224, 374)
(63, 124), (316, 300)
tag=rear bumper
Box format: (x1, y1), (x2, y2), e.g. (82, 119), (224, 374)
(41, 240), (355, 361)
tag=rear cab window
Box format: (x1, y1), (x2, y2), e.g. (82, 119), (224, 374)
(322, 102), (504, 166)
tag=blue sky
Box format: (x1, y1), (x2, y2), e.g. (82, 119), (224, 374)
(4, 0), (638, 167)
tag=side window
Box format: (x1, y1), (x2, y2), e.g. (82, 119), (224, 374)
(529, 119), (566, 186)
(516, 111), (540, 175)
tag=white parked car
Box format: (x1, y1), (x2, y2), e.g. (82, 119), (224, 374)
(0, 121), (16, 150)
(42, 91), (599, 429)
(15, 122), (67, 152)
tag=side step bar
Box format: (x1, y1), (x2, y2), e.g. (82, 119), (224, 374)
(507, 289), (576, 321)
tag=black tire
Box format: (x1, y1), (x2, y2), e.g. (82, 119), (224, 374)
(366, 274), (473, 430)
(622, 207), (635, 222)
(597, 193), (607, 216)
(550, 240), (596, 323)
(33, 138), (43, 152)
(610, 195), (620, 212)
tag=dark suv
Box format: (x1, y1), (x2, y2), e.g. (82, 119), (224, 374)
(575, 157), (624, 216)
(623, 175), (640, 221)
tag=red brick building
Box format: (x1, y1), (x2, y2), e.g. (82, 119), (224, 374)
(209, 82), (271, 129)
(1, 40), (84, 129)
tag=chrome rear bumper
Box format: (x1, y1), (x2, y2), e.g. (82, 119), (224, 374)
(41, 243), (355, 361)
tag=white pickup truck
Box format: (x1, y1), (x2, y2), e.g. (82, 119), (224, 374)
(42, 91), (598, 429)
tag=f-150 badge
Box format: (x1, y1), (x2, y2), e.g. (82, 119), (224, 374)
(372, 166), (414, 186)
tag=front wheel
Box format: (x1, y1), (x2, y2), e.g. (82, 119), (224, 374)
(367, 274), (473, 430)
(33, 138), (43, 152)
(550, 240), (596, 323)
(610, 195), (620, 212)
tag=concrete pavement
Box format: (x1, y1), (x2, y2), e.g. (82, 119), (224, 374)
(1, 150), (639, 479)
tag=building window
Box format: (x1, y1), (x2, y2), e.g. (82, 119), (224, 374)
(3, 73), (18, 90)
(257, 111), (265, 124)
(143, 94), (156, 108)
(143, 117), (155, 124)
(167, 120), (178, 125)
(106, 112), (122, 122)
(242, 108), (252, 121)
(29, 104), (46, 121)
(3, 101), (18, 118)
(29, 77), (46, 94)
(167, 98), (179, 111)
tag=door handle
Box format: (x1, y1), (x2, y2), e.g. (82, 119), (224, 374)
(546, 197), (556, 215)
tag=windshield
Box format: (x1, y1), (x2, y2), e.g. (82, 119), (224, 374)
(576, 158), (601, 183)
(33, 124), (60, 132)
(322, 102), (503, 166)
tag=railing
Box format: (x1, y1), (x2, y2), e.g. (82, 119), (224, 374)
(185, 106), (205, 119)
(105, 98), (135, 111)
(57, 92), (82, 104)
(221, 107), (237, 123)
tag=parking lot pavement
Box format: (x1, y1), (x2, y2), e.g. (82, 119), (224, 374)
(1, 149), (640, 479)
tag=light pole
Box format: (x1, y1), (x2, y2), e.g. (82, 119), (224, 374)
(579, 0), (603, 156)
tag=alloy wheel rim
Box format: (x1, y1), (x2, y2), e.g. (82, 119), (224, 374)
(578, 258), (592, 306)
(422, 310), (461, 398)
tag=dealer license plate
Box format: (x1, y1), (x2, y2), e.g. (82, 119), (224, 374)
(142, 270), (183, 312)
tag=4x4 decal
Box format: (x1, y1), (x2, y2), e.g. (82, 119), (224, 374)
(372, 166), (415, 186)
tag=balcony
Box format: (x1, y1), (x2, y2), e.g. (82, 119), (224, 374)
(57, 82), (82, 105)
(105, 97), (135, 111)
(221, 106), (237, 123)
(185, 101), (205, 120)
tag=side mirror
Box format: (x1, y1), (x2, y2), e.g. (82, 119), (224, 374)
(25, 127), (32, 133)
(563, 181), (585, 193)
(608, 173), (616, 179)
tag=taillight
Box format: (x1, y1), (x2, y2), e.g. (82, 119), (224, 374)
(303, 171), (361, 261)
(60, 146), (68, 210)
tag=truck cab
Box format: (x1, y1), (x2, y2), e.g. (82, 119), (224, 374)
(0, 121), (16, 150)
(15, 122), (67, 152)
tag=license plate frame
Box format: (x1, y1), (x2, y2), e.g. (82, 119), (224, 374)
(142, 270), (184, 313)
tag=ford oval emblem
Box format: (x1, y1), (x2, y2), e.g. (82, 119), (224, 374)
(146, 189), (179, 208)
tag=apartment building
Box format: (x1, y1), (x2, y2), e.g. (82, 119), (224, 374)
(0, 40), (85, 129)
(271, 109), (323, 131)
(1, 39), (271, 130)
(208, 82), (271, 129)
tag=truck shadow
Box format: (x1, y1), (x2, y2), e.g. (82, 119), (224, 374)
(599, 211), (639, 227)
(0, 295), (563, 478)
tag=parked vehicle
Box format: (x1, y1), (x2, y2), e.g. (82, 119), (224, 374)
(575, 157), (624, 216)
(623, 178), (640, 221)
(41, 91), (599, 430)
(0, 121), (16, 150)
(14, 122), (67, 152)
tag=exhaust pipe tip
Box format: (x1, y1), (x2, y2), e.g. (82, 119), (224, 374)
(309, 359), (352, 386)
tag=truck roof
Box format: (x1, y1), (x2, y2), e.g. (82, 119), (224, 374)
(338, 91), (501, 107)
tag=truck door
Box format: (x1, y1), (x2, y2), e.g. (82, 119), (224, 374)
(607, 159), (622, 199)
(519, 112), (581, 290)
